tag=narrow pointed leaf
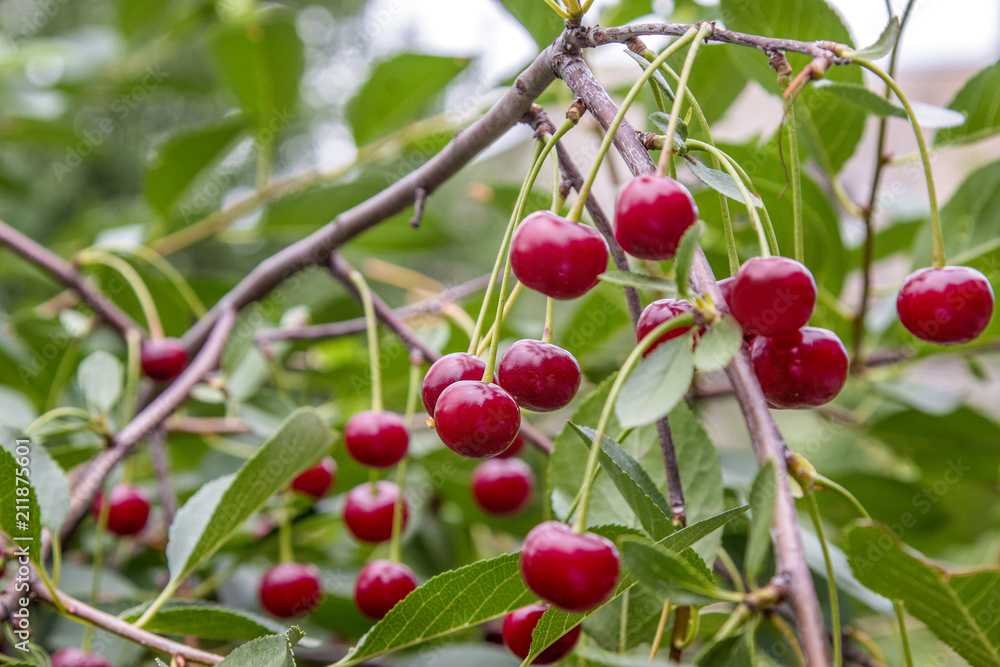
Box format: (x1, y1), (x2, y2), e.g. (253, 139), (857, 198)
(616, 336), (695, 429)
(674, 221), (703, 298)
(119, 602), (286, 640)
(843, 16), (900, 60)
(813, 80), (965, 128)
(685, 158), (763, 208)
(745, 461), (776, 584)
(622, 540), (732, 606)
(624, 49), (675, 102)
(77, 351), (123, 415)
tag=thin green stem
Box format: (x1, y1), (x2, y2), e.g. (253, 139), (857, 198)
(786, 99), (804, 264)
(278, 493), (294, 563)
(476, 282), (523, 357)
(348, 270), (383, 412)
(895, 601), (915, 667)
(568, 28), (701, 223)
(815, 473), (872, 519)
(649, 600), (671, 659)
(390, 361), (420, 563)
(542, 0), (572, 19)
(25, 407), (92, 437)
(805, 488), (841, 666)
(716, 547), (746, 594)
(551, 148), (562, 213)
(121, 328), (142, 426)
(619, 588), (630, 653)
(100, 244), (207, 317)
(34, 561), (66, 615)
(714, 604), (750, 641)
(656, 23), (713, 176)
(134, 578), (181, 628)
(77, 250), (163, 338)
(51, 534), (62, 588)
(542, 297), (555, 344)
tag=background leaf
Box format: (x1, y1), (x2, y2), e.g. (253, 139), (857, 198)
(119, 602), (286, 641)
(684, 158), (763, 208)
(216, 627), (301, 666)
(693, 316), (742, 372)
(616, 336), (695, 429)
(936, 60), (1000, 146)
(0, 439), (42, 559)
(77, 351), (123, 415)
(812, 80), (965, 128)
(844, 16), (899, 60)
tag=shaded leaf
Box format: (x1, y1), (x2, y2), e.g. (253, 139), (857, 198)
(77, 351), (123, 415)
(0, 437), (42, 559)
(693, 316), (742, 372)
(937, 60), (1000, 146)
(745, 461), (776, 584)
(813, 80), (964, 128)
(616, 336), (695, 429)
(843, 16), (899, 60)
(685, 158), (763, 208)
(120, 602), (285, 641)
(622, 540), (732, 606)
(674, 221), (703, 298)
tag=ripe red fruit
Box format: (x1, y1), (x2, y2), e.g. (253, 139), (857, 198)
(896, 266), (995, 344)
(343, 481), (408, 543)
(140, 337), (188, 382)
(354, 559), (418, 620)
(520, 521), (620, 612)
(727, 257), (817, 337)
(51, 648), (112, 667)
(496, 340), (581, 412)
(291, 457), (337, 499)
(421, 352), (487, 416)
(636, 298), (695, 356)
(433, 380), (521, 458)
(259, 562), (322, 618)
(510, 211), (610, 300)
(92, 484), (150, 536)
(344, 411), (409, 468)
(502, 603), (581, 664)
(749, 327), (849, 409)
(471, 458), (535, 515)
(495, 431), (525, 459)
(614, 174), (698, 260)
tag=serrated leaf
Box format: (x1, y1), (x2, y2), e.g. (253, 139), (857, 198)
(616, 336), (695, 429)
(598, 270), (676, 293)
(745, 461), (776, 584)
(843, 16), (899, 60)
(0, 439), (42, 561)
(693, 316), (742, 372)
(217, 627), (301, 666)
(937, 60), (1000, 146)
(623, 49), (675, 103)
(813, 80), (965, 128)
(685, 158), (763, 208)
(119, 602), (285, 640)
(77, 351), (123, 415)
(649, 111), (688, 148)
(622, 539), (732, 606)
(844, 521), (1000, 666)
(674, 221), (703, 298)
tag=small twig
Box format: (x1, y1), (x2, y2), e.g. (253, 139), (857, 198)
(410, 187), (429, 228)
(149, 427), (178, 524)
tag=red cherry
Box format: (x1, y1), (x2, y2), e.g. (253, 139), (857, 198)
(343, 481), (408, 543)
(614, 174), (698, 260)
(502, 603), (581, 664)
(636, 299), (695, 356)
(496, 340), (581, 412)
(510, 211), (610, 300)
(471, 458), (535, 515)
(291, 457), (336, 499)
(495, 432), (525, 459)
(727, 257), (817, 337)
(259, 562), (322, 618)
(354, 559), (418, 620)
(433, 381), (521, 458)
(520, 521), (620, 612)
(717, 276), (734, 307)
(749, 327), (849, 409)
(51, 648), (112, 667)
(92, 484), (150, 536)
(140, 338), (188, 382)
(344, 411), (409, 468)
(896, 266), (994, 345)
(421, 352), (487, 416)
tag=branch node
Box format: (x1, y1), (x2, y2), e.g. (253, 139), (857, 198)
(410, 187), (428, 228)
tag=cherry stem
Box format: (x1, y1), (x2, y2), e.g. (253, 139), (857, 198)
(541, 297), (555, 344)
(348, 269), (383, 413)
(814, 473), (871, 519)
(541, 0), (572, 19)
(98, 244), (207, 317)
(804, 486), (841, 666)
(781, 87), (805, 264)
(121, 329), (142, 425)
(573, 312), (696, 533)
(896, 602), (916, 667)
(649, 599), (671, 659)
(855, 58), (945, 269)
(278, 493), (295, 564)
(83, 486), (113, 651)
(551, 148), (562, 213)
(476, 282), (523, 357)
(389, 360), (420, 563)
(655, 22), (714, 177)
(77, 249), (164, 339)
(567, 27), (701, 224)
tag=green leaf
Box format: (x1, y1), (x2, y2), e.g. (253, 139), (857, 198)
(844, 521), (1000, 666)
(650, 111), (688, 148)
(347, 53), (469, 146)
(165, 409), (333, 588)
(674, 221), (703, 298)
(616, 336), (695, 429)
(623, 49), (675, 104)
(812, 80), (965, 128)
(928, 158), (1000, 272)
(601, 1), (654, 29)
(693, 316), (742, 372)
(667, 44), (747, 125)
(146, 117), (245, 215)
(685, 158), (763, 208)
(217, 627), (301, 666)
(0, 438), (41, 560)
(77, 351), (123, 415)
(119, 602), (285, 641)
(2, 428), (69, 534)
(598, 270), (676, 293)
(622, 540), (732, 606)
(745, 461), (776, 584)
(497, 0), (564, 49)
(936, 60), (1000, 146)
(574, 645), (677, 666)
(843, 16), (899, 60)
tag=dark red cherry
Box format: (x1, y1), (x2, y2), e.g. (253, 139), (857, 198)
(495, 432), (525, 459)
(520, 521), (620, 613)
(614, 174), (698, 260)
(344, 411), (409, 468)
(636, 298), (695, 356)
(433, 381), (521, 458)
(92, 484), (150, 536)
(897, 266), (994, 345)
(291, 457), (336, 499)
(421, 352), (487, 416)
(343, 481), (408, 543)
(140, 337), (188, 382)
(510, 211), (610, 300)
(354, 559), (418, 620)
(259, 562), (322, 618)
(496, 340), (581, 412)
(502, 603), (581, 664)
(749, 326), (849, 409)
(727, 257), (817, 337)
(471, 458), (535, 515)
(51, 648), (112, 667)
(717, 276), (734, 308)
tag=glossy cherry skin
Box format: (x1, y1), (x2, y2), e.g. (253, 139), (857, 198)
(259, 562), (322, 618)
(495, 432), (525, 459)
(636, 299), (695, 356)
(614, 174), (698, 260)
(291, 457), (337, 499)
(354, 559), (418, 620)
(471, 458), (535, 515)
(510, 211), (610, 300)
(496, 340), (581, 412)
(344, 410), (409, 468)
(520, 521), (620, 613)
(421, 352), (487, 416)
(50, 649), (112, 667)
(502, 603), (581, 664)
(433, 381), (521, 458)
(749, 327), (849, 409)
(92, 484), (150, 536)
(343, 481), (408, 543)
(727, 257), (816, 337)
(896, 266), (995, 344)
(140, 337), (188, 382)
